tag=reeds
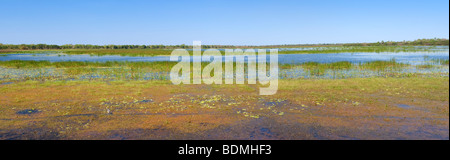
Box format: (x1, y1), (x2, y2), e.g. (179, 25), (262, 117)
(358, 59), (408, 71)
(1, 59), (447, 82)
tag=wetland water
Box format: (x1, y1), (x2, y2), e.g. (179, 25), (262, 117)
(0, 48), (449, 80)
(0, 51), (449, 65)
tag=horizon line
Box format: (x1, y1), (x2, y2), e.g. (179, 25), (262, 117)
(1, 38), (449, 47)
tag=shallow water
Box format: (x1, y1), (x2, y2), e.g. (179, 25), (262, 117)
(1, 49), (449, 81)
(0, 50), (448, 65)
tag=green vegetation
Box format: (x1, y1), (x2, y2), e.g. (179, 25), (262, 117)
(278, 46), (447, 54)
(358, 59), (409, 71)
(281, 59), (408, 71)
(0, 60), (176, 70)
(260, 38), (449, 48)
(299, 61), (353, 70)
(1, 38), (444, 50)
(416, 64), (435, 69)
(1, 59), (447, 82)
(432, 58), (449, 65)
(343, 38), (449, 46)
(279, 59), (415, 77)
(0, 59), (410, 71)
(1, 38), (448, 56)
(0, 43), (231, 50)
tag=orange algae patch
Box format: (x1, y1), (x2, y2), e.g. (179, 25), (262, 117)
(0, 77), (448, 139)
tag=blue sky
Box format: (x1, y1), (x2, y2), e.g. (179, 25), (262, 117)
(0, 0), (448, 45)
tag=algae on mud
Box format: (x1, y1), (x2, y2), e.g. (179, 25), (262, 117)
(0, 77), (448, 140)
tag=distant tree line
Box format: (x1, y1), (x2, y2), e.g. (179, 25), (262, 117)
(0, 38), (448, 50)
(0, 44), (236, 50)
(342, 38), (449, 46)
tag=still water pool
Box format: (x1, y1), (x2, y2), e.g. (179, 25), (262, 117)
(0, 51), (449, 65)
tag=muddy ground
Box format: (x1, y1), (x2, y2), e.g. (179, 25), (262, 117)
(0, 78), (448, 140)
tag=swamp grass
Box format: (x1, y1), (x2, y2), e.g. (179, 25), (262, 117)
(1, 59), (413, 72)
(280, 59), (409, 71)
(1, 59), (448, 82)
(0, 60), (177, 70)
(432, 58), (449, 65)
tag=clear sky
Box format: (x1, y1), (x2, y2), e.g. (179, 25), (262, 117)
(0, 0), (448, 45)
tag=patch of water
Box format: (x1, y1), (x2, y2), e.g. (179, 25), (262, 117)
(16, 109), (40, 115)
(1, 82), (13, 85)
(1, 51), (448, 65)
(397, 104), (413, 109)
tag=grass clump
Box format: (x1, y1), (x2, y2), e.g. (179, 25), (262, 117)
(432, 58), (449, 65)
(358, 59), (408, 71)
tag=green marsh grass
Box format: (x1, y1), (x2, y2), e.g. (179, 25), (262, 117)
(0, 60), (177, 70)
(1, 59), (447, 82)
(358, 59), (408, 71)
(432, 58), (449, 65)
(416, 64), (435, 69)
(281, 59), (408, 72)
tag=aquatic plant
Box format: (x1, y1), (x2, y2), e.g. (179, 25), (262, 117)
(358, 59), (408, 71)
